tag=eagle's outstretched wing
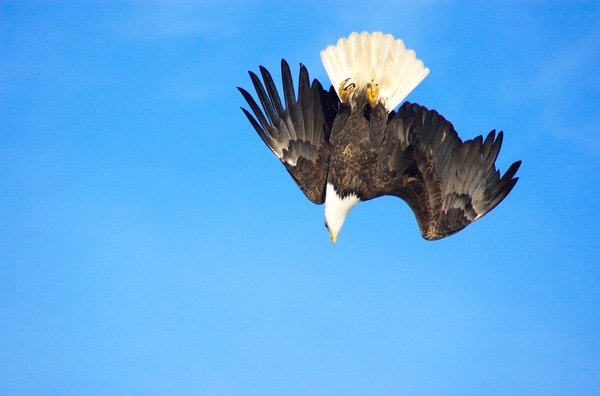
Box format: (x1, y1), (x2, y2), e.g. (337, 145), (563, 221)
(238, 60), (340, 204)
(377, 102), (521, 240)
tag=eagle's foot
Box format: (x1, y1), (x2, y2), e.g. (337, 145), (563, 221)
(367, 81), (380, 107)
(338, 78), (355, 103)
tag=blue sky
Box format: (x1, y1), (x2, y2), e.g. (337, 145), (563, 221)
(1, 1), (599, 394)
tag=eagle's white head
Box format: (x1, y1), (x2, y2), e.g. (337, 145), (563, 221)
(324, 183), (361, 243)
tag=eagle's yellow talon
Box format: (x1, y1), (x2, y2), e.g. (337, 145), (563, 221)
(367, 80), (380, 107)
(338, 78), (355, 103)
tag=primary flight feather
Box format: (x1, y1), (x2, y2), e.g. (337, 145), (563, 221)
(238, 32), (521, 243)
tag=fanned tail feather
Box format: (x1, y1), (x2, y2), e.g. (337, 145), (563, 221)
(320, 31), (430, 112)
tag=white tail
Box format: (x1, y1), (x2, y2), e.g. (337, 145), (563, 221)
(320, 32), (429, 112)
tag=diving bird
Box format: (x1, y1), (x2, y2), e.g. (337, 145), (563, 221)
(238, 32), (521, 243)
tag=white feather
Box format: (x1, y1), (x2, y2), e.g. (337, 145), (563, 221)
(320, 32), (429, 112)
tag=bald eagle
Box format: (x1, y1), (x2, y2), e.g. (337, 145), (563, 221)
(239, 32), (521, 243)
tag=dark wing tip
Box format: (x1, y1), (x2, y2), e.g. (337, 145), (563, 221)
(248, 69), (259, 81)
(505, 160), (522, 179)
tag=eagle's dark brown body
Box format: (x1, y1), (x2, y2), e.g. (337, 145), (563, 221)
(328, 89), (388, 201)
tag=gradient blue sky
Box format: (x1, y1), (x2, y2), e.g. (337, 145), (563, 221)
(2, 1), (599, 395)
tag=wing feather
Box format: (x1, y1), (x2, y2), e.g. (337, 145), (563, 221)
(239, 59), (340, 204)
(377, 102), (521, 240)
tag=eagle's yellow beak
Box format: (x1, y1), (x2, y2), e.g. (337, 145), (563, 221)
(330, 232), (337, 244)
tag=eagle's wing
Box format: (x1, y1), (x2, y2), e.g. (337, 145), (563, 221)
(238, 59), (339, 204)
(377, 102), (521, 240)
